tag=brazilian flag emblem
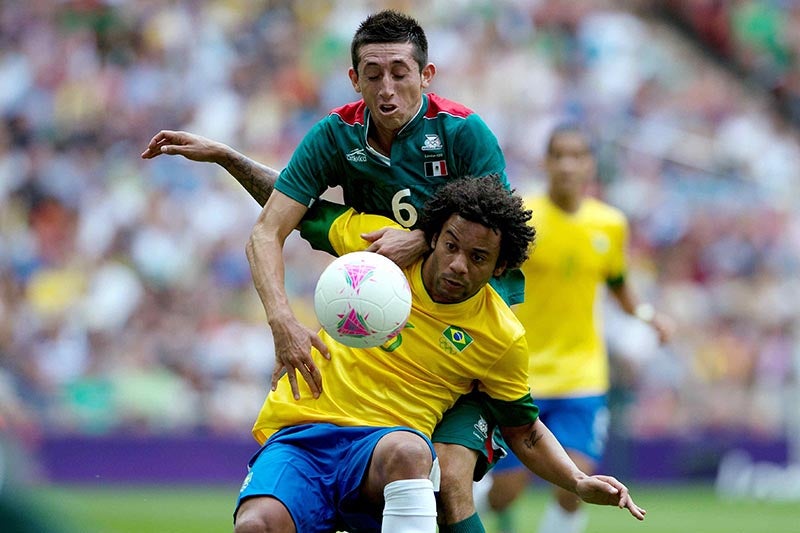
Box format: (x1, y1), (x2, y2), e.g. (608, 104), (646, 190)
(443, 326), (473, 352)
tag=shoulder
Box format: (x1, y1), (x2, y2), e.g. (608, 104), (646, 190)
(524, 194), (548, 209)
(329, 99), (367, 126)
(424, 93), (475, 120)
(583, 197), (628, 227)
(524, 194), (550, 218)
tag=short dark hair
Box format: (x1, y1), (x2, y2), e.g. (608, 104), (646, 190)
(351, 10), (428, 72)
(418, 175), (535, 270)
(545, 122), (594, 156)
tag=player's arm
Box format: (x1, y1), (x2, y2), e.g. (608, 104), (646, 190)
(481, 338), (645, 519)
(141, 129), (427, 266)
(246, 191), (330, 400)
(498, 417), (646, 520)
(608, 280), (673, 345)
(299, 200), (407, 257)
(141, 130), (278, 206)
(360, 227), (428, 268)
(605, 213), (673, 343)
(249, 197), (395, 393)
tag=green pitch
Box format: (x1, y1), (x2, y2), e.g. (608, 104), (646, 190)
(22, 483), (800, 533)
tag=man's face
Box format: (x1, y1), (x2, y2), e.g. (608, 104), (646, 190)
(545, 131), (595, 201)
(422, 214), (506, 304)
(349, 42), (434, 135)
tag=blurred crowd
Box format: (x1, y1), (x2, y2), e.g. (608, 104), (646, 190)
(1, 0), (799, 449)
(664, 0), (800, 125)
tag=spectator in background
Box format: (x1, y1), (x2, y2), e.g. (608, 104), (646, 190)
(0, 0), (797, 475)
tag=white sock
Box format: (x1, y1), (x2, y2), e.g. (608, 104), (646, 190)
(473, 472), (493, 515)
(537, 500), (587, 533)
(382, 478), (437, 533)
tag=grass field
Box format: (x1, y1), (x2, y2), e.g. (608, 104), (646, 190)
(16, 483), (800, 533)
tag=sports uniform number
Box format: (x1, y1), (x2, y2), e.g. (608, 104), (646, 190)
(392, 188), (418, 228)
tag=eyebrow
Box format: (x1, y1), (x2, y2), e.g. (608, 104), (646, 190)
(362, 58), (414, 67)
(442, 229), (491, 256)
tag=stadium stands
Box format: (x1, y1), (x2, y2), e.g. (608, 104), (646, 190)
(1, 1), (798, 479)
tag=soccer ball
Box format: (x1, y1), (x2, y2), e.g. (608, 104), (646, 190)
(314, 251), (412, 348)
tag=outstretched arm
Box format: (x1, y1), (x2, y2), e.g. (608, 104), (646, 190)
(141, 130), (277, 206)
(141, 130), (429, 267)
(501, 419), (646, 520)
(609, 281), (673, 344)
(246, 191), (330, 399)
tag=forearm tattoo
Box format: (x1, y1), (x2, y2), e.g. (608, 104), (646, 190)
(223, 153), (277, 207)
(522, 424), (543, 450)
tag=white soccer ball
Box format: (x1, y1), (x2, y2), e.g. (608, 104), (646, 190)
(314, 251), (412, 349)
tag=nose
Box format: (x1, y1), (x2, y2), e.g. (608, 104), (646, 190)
(555, 156), (577, 172)
(379, 74), (395, 98)
(449, 252), (469, 275)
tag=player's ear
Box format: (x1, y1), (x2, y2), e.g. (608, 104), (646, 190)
(421, 63), (435, 88)
(492, 260), (507, 278)
(430, 233), (439, 250)
(349, 68), (361, 93)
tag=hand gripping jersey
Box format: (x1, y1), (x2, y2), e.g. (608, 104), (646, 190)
(275, 92), (524, 305)
(251, 209), (538, 444)
(516, 195), (629, 397)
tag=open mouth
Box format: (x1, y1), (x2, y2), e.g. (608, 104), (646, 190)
(379, 104), (398, 114)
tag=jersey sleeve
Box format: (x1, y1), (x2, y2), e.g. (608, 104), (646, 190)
(275, 118), (341, 208)
(488, 269), (525, 307)
(298, 199), (407, 257)
(483, 392), (539, 428)
(476, 334), (532, 405)
(605, 213), (629, 286)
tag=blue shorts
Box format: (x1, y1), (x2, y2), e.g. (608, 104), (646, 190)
(235, 423), (435, 533)
(493, 395), (609, 473)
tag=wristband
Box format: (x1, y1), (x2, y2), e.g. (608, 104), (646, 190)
(635, 303), (655, 323)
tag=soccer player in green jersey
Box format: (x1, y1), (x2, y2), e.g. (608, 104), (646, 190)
(233, 175), (645, 533)
(142, 9), (521, 529)
(477, 124), (672, 533)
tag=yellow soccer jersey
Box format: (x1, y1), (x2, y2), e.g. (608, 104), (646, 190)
(252, 209), (532, 444)
(517, 195), (628, 398)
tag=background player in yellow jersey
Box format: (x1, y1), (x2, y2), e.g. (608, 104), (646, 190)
(477, 124), (672, 533)
(234, 176), (645, 533)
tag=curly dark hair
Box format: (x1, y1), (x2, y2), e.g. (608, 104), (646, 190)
(351, 10), (428, 72)
(418, 175), (535, 270)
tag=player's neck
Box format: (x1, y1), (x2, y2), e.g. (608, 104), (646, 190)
(549, 191), (582, 213)
(367, 128), (396, 157)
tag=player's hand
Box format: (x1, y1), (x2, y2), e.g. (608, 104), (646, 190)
(575, 475), (646, 520)
(362, 228), (428, 268)
(269, 315), (330, 400)
(140, 130), (225, 162)
(651, 312), (675, 345)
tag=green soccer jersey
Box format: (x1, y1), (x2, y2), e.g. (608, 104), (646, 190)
(278, 92), (525, 304)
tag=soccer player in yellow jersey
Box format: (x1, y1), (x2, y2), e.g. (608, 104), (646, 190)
(480, 125), (672, 533)
(234, 176), (646, 533)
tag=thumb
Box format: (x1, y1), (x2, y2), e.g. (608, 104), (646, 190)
(311, 333), (331, 360)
